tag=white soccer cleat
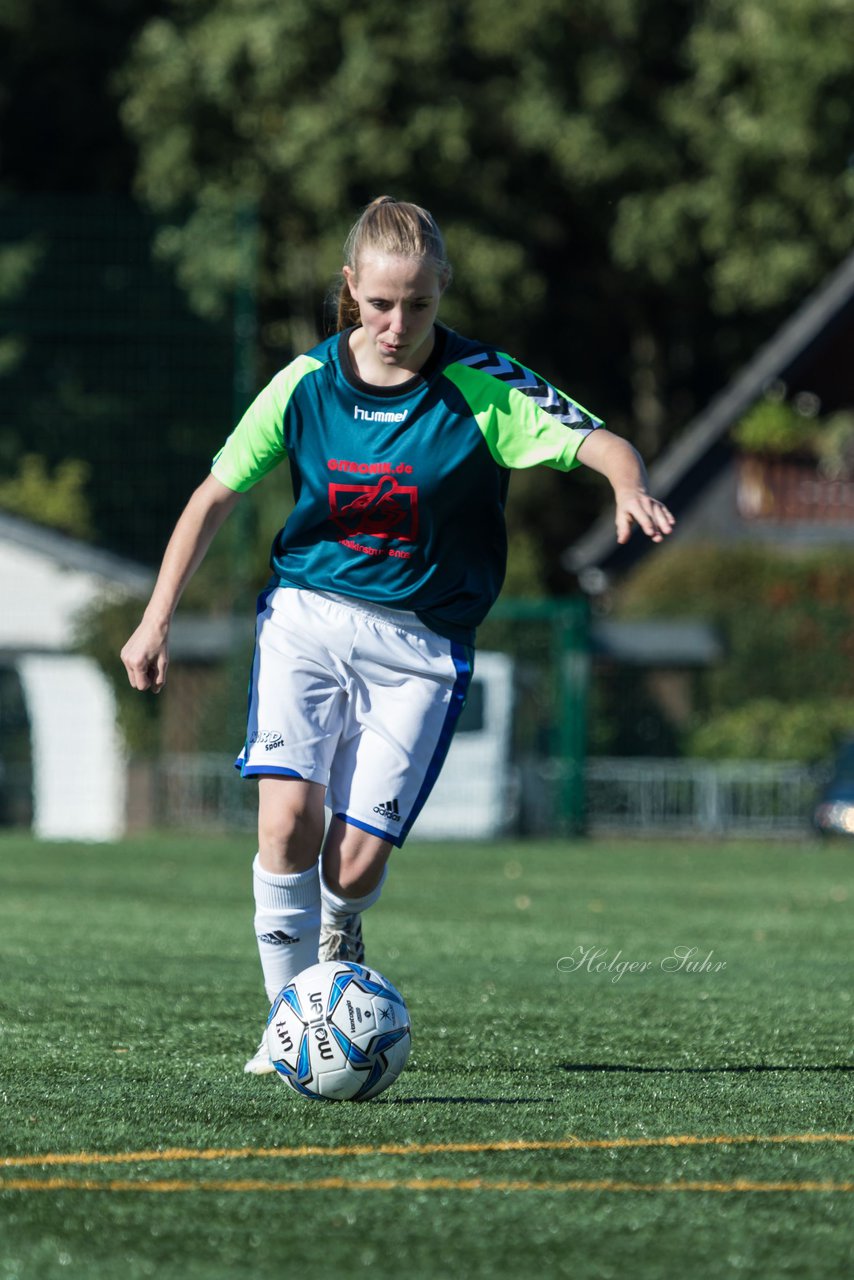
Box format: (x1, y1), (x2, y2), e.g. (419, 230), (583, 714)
(318, 913), (365, 964)
(243, 1034), (276, 1075)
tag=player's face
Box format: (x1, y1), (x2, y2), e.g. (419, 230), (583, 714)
(344, 254), (446, 385)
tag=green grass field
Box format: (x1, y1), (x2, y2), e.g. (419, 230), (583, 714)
(1, 832), (852, 1279)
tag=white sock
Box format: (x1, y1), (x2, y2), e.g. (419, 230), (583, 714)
(253, 855), (321, 1003)
(320, 867), (387, 925)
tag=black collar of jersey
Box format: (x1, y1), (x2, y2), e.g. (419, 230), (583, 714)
(337, 324), (448, 398)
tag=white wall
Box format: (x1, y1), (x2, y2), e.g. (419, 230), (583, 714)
(0, 525), (148, 839)
(16, 654), (126, 841)
(0, 540), (107, 650)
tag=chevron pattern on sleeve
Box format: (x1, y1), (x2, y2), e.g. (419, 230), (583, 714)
(457, 350), (591, 429)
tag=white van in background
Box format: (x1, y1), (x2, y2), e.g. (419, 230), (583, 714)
(415, 651), (517, 840)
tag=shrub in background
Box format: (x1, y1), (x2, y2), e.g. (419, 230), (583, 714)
(612, 544), (854, 760)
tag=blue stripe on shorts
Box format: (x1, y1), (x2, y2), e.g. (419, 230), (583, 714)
(399, 641), (474, 844)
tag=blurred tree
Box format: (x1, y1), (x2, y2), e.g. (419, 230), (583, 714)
(0, 0), (163, 193)
(687, 697), (854, 763)
(118, 0), (707, 419)
(0, 234), (42, 398)
(0, 454), (92, 537)
(594, 543), (854, 757)
(0, 195), (236, 563)
(3, 0), (852, 581)
(0, 0), (233, 567)
(116, 0), (854, 573)
(613, 0), (854, 316)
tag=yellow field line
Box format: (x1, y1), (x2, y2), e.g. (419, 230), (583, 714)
(1, 1176), (852, 1195)
(2, 1132), (851, 1170)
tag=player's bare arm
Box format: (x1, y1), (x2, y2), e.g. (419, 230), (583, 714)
(576, 429), (675, 545)
(121, 473), (242, 693)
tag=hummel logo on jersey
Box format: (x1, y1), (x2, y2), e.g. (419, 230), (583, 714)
(373, 798), (402, 822)
(354, 406), (409, 423)
(257, 929), (299, 946)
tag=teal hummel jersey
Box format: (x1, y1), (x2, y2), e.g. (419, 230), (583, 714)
(211, 324), (602, 644)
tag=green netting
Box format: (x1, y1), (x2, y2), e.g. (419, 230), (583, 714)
(0, 194), (244, 564)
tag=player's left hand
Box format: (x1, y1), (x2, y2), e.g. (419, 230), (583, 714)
(614, 489), (675, 545)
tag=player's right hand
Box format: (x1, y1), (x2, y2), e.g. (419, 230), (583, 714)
(120, 622), (170, 693)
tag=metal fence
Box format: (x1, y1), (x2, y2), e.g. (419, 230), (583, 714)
(585, 757), (827, 838)
(151, 753), (828, 839)
(156, 754), (257, 832)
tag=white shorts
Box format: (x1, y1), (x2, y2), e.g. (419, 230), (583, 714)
(236, 587), (474, 846)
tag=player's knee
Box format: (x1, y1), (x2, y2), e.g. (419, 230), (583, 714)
(258, 798), (323, 873)
(323, 825), (391, 897)
(325, 862), (380, 898)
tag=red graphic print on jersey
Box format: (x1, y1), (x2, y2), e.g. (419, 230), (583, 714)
(329, 473), (419, 542)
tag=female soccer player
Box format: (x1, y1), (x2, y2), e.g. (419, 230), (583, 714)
(121, 197), (674, 1073)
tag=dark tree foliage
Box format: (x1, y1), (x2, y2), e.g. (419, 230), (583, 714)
(1, 0), (852, 575)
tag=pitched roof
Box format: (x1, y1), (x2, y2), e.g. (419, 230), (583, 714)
(564, 248), (854, 581)
(0, 509), (153, 594)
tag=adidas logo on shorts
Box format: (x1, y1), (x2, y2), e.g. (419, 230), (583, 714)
(373, 798), (402, 822)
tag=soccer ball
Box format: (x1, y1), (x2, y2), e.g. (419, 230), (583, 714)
(265, 961), (412, 1101)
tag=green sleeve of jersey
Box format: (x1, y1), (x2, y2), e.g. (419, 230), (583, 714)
(210, 354), (323, 492)
(443, 356), (602, 472)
